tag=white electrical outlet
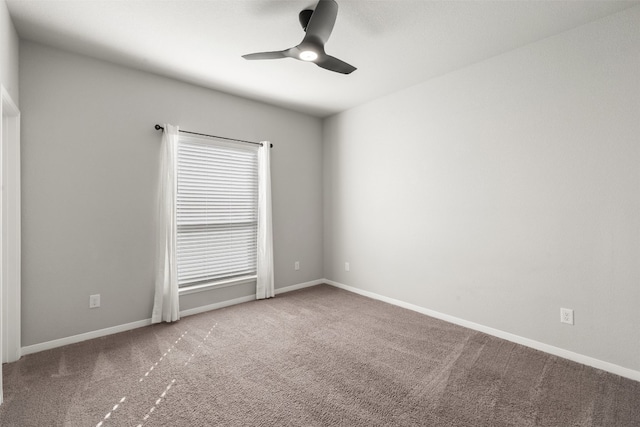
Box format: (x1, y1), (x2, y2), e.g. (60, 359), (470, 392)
(90, 294), (101, 309)
(345, 262), (350, 272)
(294, 261), (300, 271)
(560, 308), (574, 325)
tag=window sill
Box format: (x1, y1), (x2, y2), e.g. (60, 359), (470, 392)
(178, 275), (257, 296)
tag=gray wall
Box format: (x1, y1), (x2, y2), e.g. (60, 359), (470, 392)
(323, 7), (640, 372)
(20, 41), (323, 346)
(0, 0), (18, 103)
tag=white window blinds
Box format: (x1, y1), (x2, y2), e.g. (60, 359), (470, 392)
(176, 134), (259, 287)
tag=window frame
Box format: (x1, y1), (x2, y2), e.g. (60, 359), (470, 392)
(175, 133), (259, 295)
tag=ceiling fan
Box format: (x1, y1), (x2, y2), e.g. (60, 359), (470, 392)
(242, 0), (356, 75)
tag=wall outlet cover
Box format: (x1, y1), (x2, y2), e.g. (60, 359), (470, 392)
(560, 307), (574, 325)
(90, 294), (101, 309)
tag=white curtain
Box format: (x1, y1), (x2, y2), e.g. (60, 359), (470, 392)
(256, 142), (274, 299)
(152, 124), (180, 323)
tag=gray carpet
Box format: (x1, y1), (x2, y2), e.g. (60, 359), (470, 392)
(1, 284), (639, 426)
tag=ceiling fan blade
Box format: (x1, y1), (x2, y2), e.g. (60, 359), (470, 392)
(315, 54), (356, 74)
(242, 50), (289, 60)
(303, 0), (338, 45)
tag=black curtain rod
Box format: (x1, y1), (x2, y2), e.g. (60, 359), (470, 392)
(154, 125), (272, 148)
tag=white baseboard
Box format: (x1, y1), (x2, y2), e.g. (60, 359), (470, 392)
(21, 318), (152, 357)
(324, 279), (640, 383)
(275, 278), (325, 295)
(179, 294), (256, 317)
(20, 279), (324, 357)
(180, 278), (323, 317)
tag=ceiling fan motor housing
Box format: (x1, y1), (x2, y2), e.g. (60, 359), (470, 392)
(299, 9), (313, 31)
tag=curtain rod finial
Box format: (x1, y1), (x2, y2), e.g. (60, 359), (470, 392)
(155, 124), (164, 131)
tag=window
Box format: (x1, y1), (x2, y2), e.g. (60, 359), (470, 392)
(176, 134), (259, 291)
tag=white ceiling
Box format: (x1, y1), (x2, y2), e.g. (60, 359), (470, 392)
(7, 0), (639, 117)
